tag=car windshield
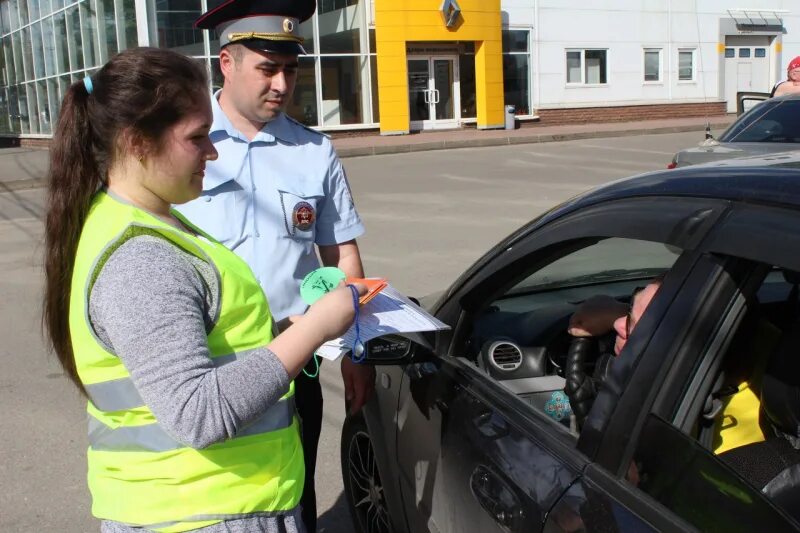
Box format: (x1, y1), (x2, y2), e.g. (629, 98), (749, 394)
(506, 238), (679, 295)
(720, 99), (800, 143)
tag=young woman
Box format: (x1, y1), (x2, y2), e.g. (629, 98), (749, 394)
(43, 47), (363, 533)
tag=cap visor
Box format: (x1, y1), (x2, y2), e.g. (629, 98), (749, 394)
(238, 39), (307, 55)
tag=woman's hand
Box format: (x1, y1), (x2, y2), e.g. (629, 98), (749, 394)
(268, 283), (367, 379)
(304, 283), (368, 341)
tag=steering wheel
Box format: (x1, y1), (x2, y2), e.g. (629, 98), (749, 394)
(564, 336), (613, 426)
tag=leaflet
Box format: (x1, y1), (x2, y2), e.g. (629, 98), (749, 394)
(314, 285), (450, 361)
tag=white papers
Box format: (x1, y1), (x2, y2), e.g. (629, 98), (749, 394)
(314, 285), (450, 361)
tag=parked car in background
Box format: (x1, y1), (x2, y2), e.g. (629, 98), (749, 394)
(341, 159), (800, 533)
(669, 94), (800, 168)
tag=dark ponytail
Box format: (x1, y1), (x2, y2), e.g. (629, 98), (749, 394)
(43, 80), (101, 395)
(43, 47), (208, 394)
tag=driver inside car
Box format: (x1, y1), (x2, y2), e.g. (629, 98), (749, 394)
(565, 275), (766, 455)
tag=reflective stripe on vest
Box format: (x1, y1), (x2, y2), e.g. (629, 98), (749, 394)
(139, 511), (289, 532)
(89, 396), (295, 452)
(84, 351), (254, 412)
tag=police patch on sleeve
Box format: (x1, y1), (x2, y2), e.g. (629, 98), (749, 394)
(292, 201), (315, 231)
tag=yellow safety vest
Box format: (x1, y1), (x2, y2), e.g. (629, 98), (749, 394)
(69, 191), (303, 532)
(714, 381), (766, 455)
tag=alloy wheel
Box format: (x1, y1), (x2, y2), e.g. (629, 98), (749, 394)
(346, 429), (391, 533)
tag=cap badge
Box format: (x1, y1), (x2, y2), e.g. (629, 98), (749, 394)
(292, 201), (315, 231)
(283, 18), (295, 33)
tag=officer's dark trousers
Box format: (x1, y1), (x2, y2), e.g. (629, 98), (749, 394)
(295, 360), (324, 533)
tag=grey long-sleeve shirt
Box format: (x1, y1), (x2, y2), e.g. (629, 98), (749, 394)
(89, 235), (303, 533)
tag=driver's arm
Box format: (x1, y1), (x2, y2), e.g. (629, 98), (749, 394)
(568, 295), (628, 337)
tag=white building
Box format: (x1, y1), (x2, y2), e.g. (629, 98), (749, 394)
(0, 0), (796, 139)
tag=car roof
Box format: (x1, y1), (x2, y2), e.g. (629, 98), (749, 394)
(583, 165), (800, 206)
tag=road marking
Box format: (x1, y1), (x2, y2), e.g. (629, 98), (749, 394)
(521, 149), (661, 168)
(576, 143), (676, 155)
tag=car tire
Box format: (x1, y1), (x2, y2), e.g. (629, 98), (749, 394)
(341, 414), (392, 533)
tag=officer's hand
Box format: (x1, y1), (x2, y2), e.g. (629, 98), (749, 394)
(342, 356), (376, 416)
(304, 283), (367, 342)
(568, 295), (628, 337)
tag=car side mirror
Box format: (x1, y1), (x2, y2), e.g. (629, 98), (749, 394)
(359, 331), (436, 365)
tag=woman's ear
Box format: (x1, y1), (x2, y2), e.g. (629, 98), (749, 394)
(118, 128), (152, 164)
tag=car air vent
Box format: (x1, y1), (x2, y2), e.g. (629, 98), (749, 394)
(488, 341), (523, 372)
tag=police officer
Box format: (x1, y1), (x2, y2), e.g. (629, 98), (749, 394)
(180, 1), (376, 530)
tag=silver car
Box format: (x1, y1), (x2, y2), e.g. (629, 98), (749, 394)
(669, 93), (800, 168)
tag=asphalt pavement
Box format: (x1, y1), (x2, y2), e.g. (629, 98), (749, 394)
(0, 114), (733, 191)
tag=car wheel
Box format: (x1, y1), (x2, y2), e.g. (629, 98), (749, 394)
(341, 415), (392, 533)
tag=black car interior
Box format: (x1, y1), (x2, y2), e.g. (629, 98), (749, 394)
(464, 278), (647, 432)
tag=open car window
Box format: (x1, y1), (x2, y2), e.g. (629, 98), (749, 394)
(461, 237), (683, 437)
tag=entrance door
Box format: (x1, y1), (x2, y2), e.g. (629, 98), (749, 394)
(408, 56), (460, 131)
(724, 35), (772, 112)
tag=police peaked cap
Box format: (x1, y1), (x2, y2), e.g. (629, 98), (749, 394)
(194, 0), (316, 55)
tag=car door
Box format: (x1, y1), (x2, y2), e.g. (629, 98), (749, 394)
(393, 196), (730, 532)
(544, 202), (800, 531)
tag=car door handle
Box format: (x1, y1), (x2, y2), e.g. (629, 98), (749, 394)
(473, 411), (509, 439)
(470, 465), (524, 528)
(406, 361), (437, 380)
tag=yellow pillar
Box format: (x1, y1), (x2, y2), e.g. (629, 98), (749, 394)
(475, 39), (505, 129)
(374, 0), (504, 135)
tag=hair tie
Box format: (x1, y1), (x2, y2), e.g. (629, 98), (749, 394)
(83, 76), (94, 95)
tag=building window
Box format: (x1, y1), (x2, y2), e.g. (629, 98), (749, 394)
(755, 48), (766, 58)
(319, 0), (358, 14)
(286, 56), (319, 126)
(156, 0), (204, 56)
(739, 48), (751, 58)
(459, 42), (476, 119)
(320, 56), (364, 125)
(566, 49), (607, 85)
(502, 29), (530, 115)
(0, 0), (135, 135)
(643, 48), (661, 82)
(206, 0), (373, 129)
(678, 48), (695, 81)
(724, 48), (735, 58)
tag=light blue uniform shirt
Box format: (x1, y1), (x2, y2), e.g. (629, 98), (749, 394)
(177, 93), (365, 321)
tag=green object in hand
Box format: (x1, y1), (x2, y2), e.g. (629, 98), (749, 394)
(300, 266), (346, 305)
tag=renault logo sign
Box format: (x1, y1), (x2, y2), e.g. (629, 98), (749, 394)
(441, 0), (461, 28)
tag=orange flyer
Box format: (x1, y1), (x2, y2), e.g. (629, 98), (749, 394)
(346, 277), (388, 305)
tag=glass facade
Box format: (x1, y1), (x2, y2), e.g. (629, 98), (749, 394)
(149, 0), (375, 128)
(0, 0), (534, 136)
(0, 0), (137, 135)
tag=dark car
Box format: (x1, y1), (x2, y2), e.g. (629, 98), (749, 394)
(341, 161), (800, 532)
(669, 94), (800, 168)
